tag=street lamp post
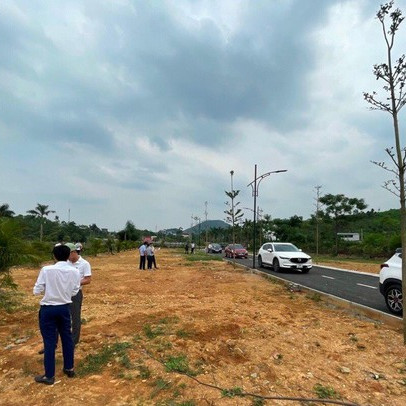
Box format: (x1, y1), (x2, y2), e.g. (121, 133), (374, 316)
(243, 206), (262, 247)
(247, 164), (287, 269)
(230, 170), (235, 259)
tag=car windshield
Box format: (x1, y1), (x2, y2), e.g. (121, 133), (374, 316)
(212, 244), (221, 249)
(232, 244), (244, 249)
(273, 243), (299, 252)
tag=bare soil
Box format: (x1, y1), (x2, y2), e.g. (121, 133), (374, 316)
(0, 249), (405, 406)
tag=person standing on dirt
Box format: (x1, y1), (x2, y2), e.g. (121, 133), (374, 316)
(150, 243), (158, 269)
(33, 244), (80, 385)
(146, 243), (154, 269)
(139, 241), (148, 270)
(191, 242), (195, 254)
(185, 242), (189, 254)
(146, 243), (158, 269)
(66, 242), (92, 346)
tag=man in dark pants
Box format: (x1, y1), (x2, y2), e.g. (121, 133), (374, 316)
(66, 243), (92, 346)
(33, 244), (80, 384)
(139, 241), (148, 270)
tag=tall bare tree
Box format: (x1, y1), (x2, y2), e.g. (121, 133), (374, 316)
(364, 1), (406, 341)
(27, 203), (55, 242)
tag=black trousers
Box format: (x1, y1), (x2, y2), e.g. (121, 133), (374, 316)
(70, 290), (83, 345)
(39, 304), (74, 378)
(147, 255), (153, 269)
(139, 255), (146, 269)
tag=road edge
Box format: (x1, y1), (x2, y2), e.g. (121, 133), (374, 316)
(228, 261), (402, 330)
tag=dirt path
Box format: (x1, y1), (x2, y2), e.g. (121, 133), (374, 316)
(0, 249), (405, 405)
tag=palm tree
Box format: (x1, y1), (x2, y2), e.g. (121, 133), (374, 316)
(27, 203), (55, 241)
(0, 204), (14, 218)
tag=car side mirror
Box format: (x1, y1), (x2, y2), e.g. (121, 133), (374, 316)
(299, 249), (302, 252)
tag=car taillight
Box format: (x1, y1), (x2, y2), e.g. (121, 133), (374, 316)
(380, 263), (389, 269)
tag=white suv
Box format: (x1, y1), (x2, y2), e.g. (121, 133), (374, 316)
(257, 242), (312, 273)
(379, 249), (402, 315)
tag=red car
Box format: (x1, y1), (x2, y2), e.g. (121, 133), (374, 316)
(224, 244), (248, 259)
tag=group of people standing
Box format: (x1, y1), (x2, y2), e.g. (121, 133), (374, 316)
(184, 242), (195, 254)
(139, 241), (158, 270)
(32, 242), (92, 385)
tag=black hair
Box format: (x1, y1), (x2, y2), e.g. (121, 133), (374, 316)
(53, 244), (71, 261)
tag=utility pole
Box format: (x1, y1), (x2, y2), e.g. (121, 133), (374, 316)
(314, 185), (322, 259)
(204, 201), (208, 246)
(192, 216), (201, 248)
(230, 171), (235, 259)
(257, 206), (263, 247)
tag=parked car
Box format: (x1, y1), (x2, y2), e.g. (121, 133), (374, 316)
(206, 243), (222, 254)
(379, 250), (402, 315)
(224, 244), (248, 259)
(257, 242), (312, 273)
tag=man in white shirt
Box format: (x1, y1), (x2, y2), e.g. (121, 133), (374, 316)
(139, 242), (147, 270)
(33, 244), (80, 385)
(66, 242), (92, 346)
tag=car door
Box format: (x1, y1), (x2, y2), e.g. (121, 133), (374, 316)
(262, 244), (273, 265)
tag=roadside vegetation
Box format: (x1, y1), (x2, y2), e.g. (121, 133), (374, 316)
(0, 197), (403, 312)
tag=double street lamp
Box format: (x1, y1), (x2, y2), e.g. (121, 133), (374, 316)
(247, 164), (287, 269)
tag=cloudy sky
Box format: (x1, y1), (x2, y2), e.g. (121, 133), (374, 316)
(1, 0), (406, 232)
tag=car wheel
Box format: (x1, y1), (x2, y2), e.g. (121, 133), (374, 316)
(273, 258), (281, 272)
(258, 256), (263, 268)
(385, 284), (403, 315)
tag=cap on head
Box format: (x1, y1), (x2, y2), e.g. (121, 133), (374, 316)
(75, 243), (83, 251)
(65, 243), (77, 252)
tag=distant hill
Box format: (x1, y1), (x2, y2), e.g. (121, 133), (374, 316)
(184, 220), (230, 234)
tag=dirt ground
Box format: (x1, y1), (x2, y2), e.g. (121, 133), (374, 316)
(1, 249), (405, 406)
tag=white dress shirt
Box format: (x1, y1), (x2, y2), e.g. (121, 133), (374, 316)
(33, 261), (80, 305)
(68, 256), (91, 289)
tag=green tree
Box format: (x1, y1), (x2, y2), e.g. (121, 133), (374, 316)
(27, 203), (55, 241)
(0, 203), (15, 218)
(117, 220), (141, 241)
(319, 194), (367, 254)
(0, 220), (38, 303)
(88, 238), (103, 256)
(363, 0), (406, 343)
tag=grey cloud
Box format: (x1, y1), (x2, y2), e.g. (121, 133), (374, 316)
(0, 0), (338, 152)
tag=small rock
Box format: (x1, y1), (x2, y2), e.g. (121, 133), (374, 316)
(250, 373), (258, 378)
(15, 338), (29, 344)
(288, 283), (301, 292)
(339, 366), (351, 374)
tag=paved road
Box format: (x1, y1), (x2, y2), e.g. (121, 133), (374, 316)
(218, 254), (398, 317)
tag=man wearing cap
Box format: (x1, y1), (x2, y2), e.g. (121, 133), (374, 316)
(66, 242), (92, 346)
(33, 244), (80, 384)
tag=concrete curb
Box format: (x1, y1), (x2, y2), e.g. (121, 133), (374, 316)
(227, 261), (402, 330)
(314, 264), (379, 277)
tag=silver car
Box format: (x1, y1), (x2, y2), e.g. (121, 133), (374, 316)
(257, 242), (312, 273)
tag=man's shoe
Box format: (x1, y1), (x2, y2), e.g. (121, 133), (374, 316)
(63, 369), (75, 378)
(35, 375), (55, 385)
